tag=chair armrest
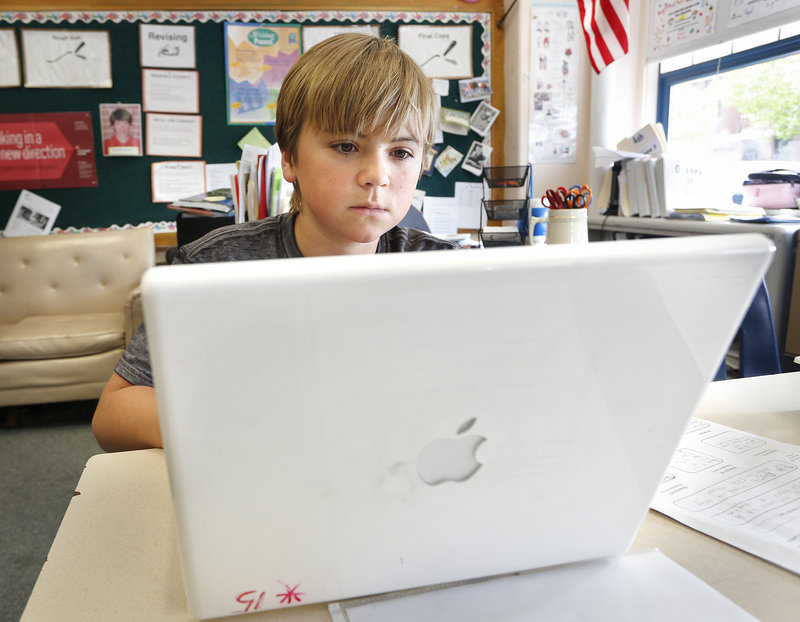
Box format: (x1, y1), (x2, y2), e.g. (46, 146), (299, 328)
(124, 286), (143, 345)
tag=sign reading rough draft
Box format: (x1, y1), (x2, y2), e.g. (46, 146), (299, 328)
(0, 112), (98, 190)
(224, 23), (300, 125)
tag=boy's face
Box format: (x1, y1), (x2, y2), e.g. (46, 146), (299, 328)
(282, 123), (423, 256)
(111, 119), (131, 141)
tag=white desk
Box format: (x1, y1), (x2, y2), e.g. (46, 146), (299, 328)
(21, 373), (800, 622)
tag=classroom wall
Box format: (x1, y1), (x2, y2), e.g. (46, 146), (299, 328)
(1, 1), (507, 232)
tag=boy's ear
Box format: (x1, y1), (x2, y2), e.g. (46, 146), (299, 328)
(281, 149), (297, 183)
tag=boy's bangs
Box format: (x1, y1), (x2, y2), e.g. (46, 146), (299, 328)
(308, 65), (431, 145)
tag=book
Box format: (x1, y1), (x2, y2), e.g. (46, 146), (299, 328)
(171, 188), (234, 213)
(167, 204), (233, 218)
(616, 122), (667, 158)
(643, 158), (664, 217)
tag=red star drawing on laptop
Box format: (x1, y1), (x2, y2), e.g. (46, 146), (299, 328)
(276, 581), (304, 605)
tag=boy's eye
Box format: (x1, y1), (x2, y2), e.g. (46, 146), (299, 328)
(392, 148), (414, 160)
(333, 142), (357, 154)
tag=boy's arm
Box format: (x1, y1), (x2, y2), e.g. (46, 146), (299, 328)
(92, 372), (162, 452)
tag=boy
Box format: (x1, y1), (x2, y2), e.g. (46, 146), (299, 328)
(92, 34), (459, 451)
(104, 107), (141, 156)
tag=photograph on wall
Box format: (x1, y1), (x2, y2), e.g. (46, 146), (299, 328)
(3, 189), (61, 236)
(142, 69), (199, 114)
(469, 101), (500, 137)
(139, 23), (196, 69)
(224, 23), (300, 125)
(21, 29), (112, 88)
(422, 146), (439, 177)
(398, 25), (473, 79)
(459, 76), (492, 102)
(0, 111), (98, 191)
(0, 29), (21, 88)
(301, 24), (381, 51)
(529, 1), (580, 163)
(99, 103), (143, 157)
(434, 145), (463, 177)
(462, 140), (492, 176)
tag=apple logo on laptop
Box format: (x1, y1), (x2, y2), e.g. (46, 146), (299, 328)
(417, 418), (486, 485)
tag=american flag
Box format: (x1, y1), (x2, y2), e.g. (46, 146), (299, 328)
(577, 0), (630, 74)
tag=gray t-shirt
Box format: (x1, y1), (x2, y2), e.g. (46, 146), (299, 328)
(116, 211), (459, 386)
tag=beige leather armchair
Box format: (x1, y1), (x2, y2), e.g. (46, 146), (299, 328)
(0, 228), (154, 407)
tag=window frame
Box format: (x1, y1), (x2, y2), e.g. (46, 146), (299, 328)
(656, 34), (800, 139)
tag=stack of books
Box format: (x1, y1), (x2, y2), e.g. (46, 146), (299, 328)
(168, 142), (293, 222)
(168, 188), (234, 217)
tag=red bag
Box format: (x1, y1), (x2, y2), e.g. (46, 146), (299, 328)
(741, 169), (800, 209)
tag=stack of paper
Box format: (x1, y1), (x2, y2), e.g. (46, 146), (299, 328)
(330, 550), (756, 621)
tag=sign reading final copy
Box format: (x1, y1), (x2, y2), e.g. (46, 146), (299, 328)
(0, 112), (98, 190)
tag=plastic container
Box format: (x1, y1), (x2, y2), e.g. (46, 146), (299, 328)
(529, 200), (548, 245)
(547, 209), (588, 244)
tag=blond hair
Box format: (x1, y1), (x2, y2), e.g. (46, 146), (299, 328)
(275, 33), (436, 212)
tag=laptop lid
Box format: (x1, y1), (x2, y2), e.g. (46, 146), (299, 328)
(142, 233), (774, 619)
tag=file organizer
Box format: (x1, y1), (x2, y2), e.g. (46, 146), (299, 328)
(479, 164), (532, 247)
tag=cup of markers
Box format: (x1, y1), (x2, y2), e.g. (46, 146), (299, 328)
(542, 185), (591, 245)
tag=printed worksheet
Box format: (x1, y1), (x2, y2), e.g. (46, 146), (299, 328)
(651, 419), (800, 575)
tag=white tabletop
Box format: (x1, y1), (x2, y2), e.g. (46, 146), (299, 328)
(21, 373), (800, 622)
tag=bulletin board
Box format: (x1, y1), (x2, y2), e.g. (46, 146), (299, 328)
(0, 10), (495, 231)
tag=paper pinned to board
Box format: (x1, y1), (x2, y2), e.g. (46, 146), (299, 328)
(329, 550), (756, 622)
(3, 189), (61, 236)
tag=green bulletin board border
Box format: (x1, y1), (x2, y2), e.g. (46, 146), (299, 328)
(0, 10), (491, 232)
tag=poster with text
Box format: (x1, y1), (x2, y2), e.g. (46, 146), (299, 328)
(21, 29), (111, 88)
(529, 1), (580, 164)
(398, 25), (473, 79)
(224, 23), (300, 125)
(650, 0), (717, 58)
(139, 24), (196, 69)
(0, 29), (21, 87)
(0, 112), (97, 190)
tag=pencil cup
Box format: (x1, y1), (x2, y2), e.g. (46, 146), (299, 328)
(529, 201), (548, 245)
(547, 209), (588, 244)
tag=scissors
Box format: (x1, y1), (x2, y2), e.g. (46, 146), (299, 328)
(542, 184), (592, 209)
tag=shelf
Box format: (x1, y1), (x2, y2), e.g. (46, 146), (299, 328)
(482, 198), (529, 220)
(483, 165), (530, 189)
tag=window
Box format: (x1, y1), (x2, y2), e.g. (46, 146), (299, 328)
(656, 24), (800, 200)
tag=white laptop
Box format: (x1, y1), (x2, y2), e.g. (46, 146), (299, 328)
(142, 233), (774, 619)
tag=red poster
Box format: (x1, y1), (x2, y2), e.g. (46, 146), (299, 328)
(0, 112), (98, 190)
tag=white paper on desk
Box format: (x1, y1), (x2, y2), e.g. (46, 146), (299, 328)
(329, 550), (756, 621)
(454, 181), (483, 230)
(240, 143), (270, 170)
(423, 196), (458, 235)
(205, 163), (238, 192)
(652, 418), (800, 576)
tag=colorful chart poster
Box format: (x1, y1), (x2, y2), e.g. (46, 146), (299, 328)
(0, 112), (97, 190)
(224, 23), (300, 125)
(650, 0), (717, 57)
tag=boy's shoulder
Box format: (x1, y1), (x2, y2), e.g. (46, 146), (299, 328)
(174, 212), (300, 264)
(381, 226), (460, 252)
